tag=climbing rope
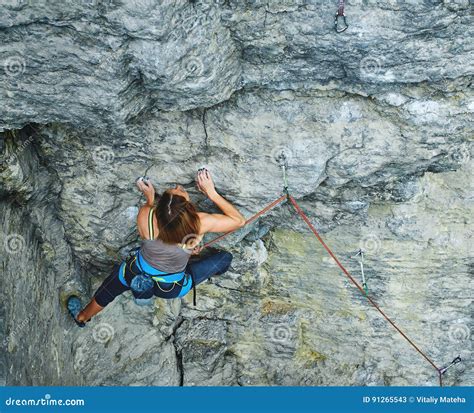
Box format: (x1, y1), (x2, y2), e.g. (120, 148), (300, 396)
(203, 194), (287, 249)
(199, 168), (460, 386)
(288, 194), (446, 386)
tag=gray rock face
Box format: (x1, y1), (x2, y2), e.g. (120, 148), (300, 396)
(0, 0), (472, 386)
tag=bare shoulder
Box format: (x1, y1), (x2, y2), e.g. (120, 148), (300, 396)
(197, 211), (211, 234)
(138, 205), (158, 239)
(138, 204), (153, 222)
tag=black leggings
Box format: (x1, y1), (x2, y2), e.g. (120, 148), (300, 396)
(94, 250), (233, 308)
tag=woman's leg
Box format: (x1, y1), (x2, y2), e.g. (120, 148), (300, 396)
(186, 250), (233, 286)
(77, 298), (104, 323)
(77, 264), (130, 322)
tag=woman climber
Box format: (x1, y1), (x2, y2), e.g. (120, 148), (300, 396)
(68, 168), (246, 326)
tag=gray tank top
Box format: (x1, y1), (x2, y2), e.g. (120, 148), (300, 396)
(140, 208), (192, 273)
(141, 238), (192, 273)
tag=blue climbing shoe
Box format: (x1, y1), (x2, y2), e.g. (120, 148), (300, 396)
(67, 296), (86, 328)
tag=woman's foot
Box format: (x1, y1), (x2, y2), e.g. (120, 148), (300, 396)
(67, 296), (86, 328)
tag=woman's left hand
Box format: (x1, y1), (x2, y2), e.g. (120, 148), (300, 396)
(191, 245), (203, 255)
(137, 179), (155, 206)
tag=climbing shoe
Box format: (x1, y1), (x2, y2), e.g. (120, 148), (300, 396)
(67, 296), (86, 328)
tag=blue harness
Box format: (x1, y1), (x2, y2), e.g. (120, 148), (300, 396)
(118, 207), (195, 302)
(118, 251), (193, 298)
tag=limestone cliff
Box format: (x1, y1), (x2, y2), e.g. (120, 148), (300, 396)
(0, 0), (472, 386)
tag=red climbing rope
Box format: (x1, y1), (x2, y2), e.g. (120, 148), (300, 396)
(201, 191), (444, 386)
(203, 194), (288, 249)
(288, 195), (443, 386)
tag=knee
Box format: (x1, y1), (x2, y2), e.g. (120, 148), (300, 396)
(216, 251), (233, 274)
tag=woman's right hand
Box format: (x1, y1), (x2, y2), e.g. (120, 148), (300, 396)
(137, 178), (155, 206)
(196, 168), (217, 198)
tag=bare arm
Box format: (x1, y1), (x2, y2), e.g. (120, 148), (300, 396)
(196, 169), (246, 234)
(136, 179), (158, 239)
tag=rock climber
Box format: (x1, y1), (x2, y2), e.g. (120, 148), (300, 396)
(67, 168), (246, 326)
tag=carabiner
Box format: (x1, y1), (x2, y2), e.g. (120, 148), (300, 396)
(335, 13), (348, 33)
(439, 356), (462, 375)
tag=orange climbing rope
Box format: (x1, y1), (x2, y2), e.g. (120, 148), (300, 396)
(203, 194), (288, 248)
(288, 195), (444, 386)
(202, 191), (448, 386)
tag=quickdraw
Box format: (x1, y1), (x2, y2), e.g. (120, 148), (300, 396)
(439, 356), (462, 376)
(335, 0), (348, 33)
(351, 249), (368, 294)
(276, 150), (289, 195)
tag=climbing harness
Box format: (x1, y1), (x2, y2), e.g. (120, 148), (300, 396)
(199, 170), (461, 387)
(119, 248), (196, 304)
(335, 0), (348, 33)
(351, 249), (368, 294)
(120, 208), (197, 305)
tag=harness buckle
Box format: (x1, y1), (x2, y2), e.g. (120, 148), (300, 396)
(335, 13), (348, 33)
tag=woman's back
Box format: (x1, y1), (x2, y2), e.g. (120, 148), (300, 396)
(141, 238), (191, 273)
